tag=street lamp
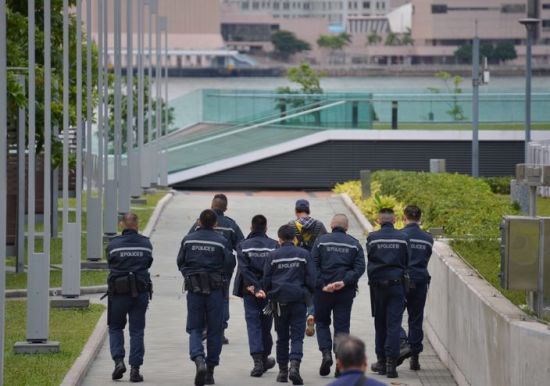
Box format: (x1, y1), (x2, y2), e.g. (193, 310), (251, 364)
(519, 17), (541, 163)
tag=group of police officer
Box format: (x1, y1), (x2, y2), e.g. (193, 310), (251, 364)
(105, 194), (433, 386)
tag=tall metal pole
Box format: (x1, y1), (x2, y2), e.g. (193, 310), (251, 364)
(164, 17), (169, 136)
(0, 0), (7, 379)
(138, 0), (148, 189)
(128, 0), (141, 198)
(147, 0), (157, 187)
(471, 30), (480, 178)
(159, 16), (168, 187)
(155, 11), (162, 186)
(16, 75), (26, 274)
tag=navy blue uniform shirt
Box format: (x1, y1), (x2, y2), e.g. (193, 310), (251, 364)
(263, 242), (316, 304)
(327, 370), (387, 386)
(177, 228), (233, 276)
(366, 223), (410, 283)
(311, 227), (366, 289)
(402, 223), (433, 283)
(234, 231), (278, 296)
(189, 209), (244, 252)
(107, 229), (153, 282)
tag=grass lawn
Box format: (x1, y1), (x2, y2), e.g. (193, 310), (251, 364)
(6, 270), (108, 290)
(4, 300), (105, 386)
(6, 191), (167, 289)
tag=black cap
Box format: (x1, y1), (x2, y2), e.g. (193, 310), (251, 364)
(295, 199), (310, 212)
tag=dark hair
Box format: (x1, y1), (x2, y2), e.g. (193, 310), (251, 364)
(278, 225), (295, 242)
(251, 215), (267, 232)
(199, 209), (217, 229)
(379, 207), (395, 215)
(335, 335), (366, 369)
(404, 205), (422, 221)
(121, 212), (139, 229)
(212, 194), (228, 211)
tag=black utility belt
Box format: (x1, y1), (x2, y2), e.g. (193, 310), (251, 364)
(109, 273), (151, 297)
(185, 272), (224, 295)
(370, 278), (403, 288)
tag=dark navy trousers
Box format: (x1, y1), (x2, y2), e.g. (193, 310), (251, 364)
(223, 281), (231, 330)
(314, 287), (355, 352)
(109, 292), (149, 367)
(371, 284), (405, 359)
(243, 294), (273, 356)
(274, 302), (307, 364)
(187, 289), (224, 367)
(406, 281), (428, 354)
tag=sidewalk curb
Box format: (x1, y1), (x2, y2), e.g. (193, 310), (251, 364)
(6, 285), (107, 299)
(339, 193), (374, 233)
(59, 311), (108, 386)
(59, 190), (175, 386)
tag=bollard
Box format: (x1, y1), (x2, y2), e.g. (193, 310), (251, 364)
(352, 101), (358, 128)
(391, 100), (398, 130)
(360, 170), (371, 199)
(430, 159), (446, 173)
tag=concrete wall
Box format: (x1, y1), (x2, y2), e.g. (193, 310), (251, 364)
(425, 242), (550, 386)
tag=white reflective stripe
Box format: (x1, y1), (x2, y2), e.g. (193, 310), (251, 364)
(368, 239), (408, 245)
(109, 247), (152, 255)
(184, 240), (226, 249)
(410, 238), (433, 247)
(242, 248), (276, 253)
(215, 226), (235, 233)
(318, 242), (358, 250)
(271, 257), (307, 265)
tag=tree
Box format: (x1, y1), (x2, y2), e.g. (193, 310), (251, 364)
(384, 32), (401, 46)
(494, 42), (517, 63)
(367, 32), (382, 45)
(454, 44), (472, 64)
(433, 71), (465, 121)
(271, 30), (311, 60)
(317, 33), (351, 65)
(401, 28), (414, 46)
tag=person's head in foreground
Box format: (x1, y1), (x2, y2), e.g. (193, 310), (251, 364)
(295, 199), (310, 218)
(377, 208), (395, 226)
(278, 224), (295, 245)
(336, 335), (367, 373)
(120, 212), (139, 231)
(199, 209), (218, 230)
(403, 205), (422, 224)
(211, 193), (228, 213)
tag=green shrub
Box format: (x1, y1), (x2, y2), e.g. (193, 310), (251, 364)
(371, 171), (517, 238)
(482, 176), (512, 195)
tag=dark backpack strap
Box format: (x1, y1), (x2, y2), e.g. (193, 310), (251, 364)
(353, 374), (367, 386)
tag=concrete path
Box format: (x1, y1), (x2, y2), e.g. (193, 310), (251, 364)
(82, 191), (455, 386)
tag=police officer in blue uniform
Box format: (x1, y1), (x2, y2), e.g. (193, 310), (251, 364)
(106, 213), (153, 383)
(311, 214), (366, 378)
(401, 205), (433, 371)
(257, 225), (316, 385)
(367, 208), (410, 379)
(189, 194), (244, 343)
(178, 209), (234, 386)
(234, 214), (278, 377)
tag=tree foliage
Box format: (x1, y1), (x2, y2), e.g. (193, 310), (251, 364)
(317, 33), (352, 50)
(454, 41), (518, 64)
(271, 30), (311, 60)
(367, 32), (382, 45)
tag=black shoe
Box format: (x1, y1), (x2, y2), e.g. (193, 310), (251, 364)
(289, 360), (304, 385)
(194, 356), (207, 386)
(250, 353), (265, 377)
(129, 367), (143, 383)
(386, 358), (398, 379)
(410, 354), (421, 371)
(370, 358), (386, 375)
(263, 355), (276, 373)
(222, 335), (229, 345)
(276, 363), (289, 383)
(205, 366), (215, 385)
(396, 343), (413, 367)
(319, 349), (333, 376)
(112, 359), (127, 380)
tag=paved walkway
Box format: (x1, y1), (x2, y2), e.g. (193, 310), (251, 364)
(83, 191), (455, 386)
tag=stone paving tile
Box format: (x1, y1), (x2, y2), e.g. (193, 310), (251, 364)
(82, 192), (455, 386)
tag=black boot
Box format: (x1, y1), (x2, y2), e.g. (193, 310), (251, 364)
(370, 357), (386, 375)
(129, 367), (143, 383)
(386, 358), (398, 379)
(276, 363), (289, 383)
(194, 356), (207, 386)
(112, 358), (126, 380)
(205, 366), (215, 385)
(410, 354), (421, 371)
(250, 353), (265, 377)
(222, 332), (229, 345)
(397, 342), (412, 366)
(263, 354), (276, 373)
(319, 349), (333, 376)
(289, 360), (304, 385)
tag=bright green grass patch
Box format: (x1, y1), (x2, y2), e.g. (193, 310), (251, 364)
(4, 300), (105, 386)
(6, 270), (108, 290)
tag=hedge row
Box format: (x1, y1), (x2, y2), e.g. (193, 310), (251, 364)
(371, 171), (517, 238)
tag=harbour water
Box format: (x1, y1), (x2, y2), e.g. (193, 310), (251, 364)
(167, 75), (550, 100)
